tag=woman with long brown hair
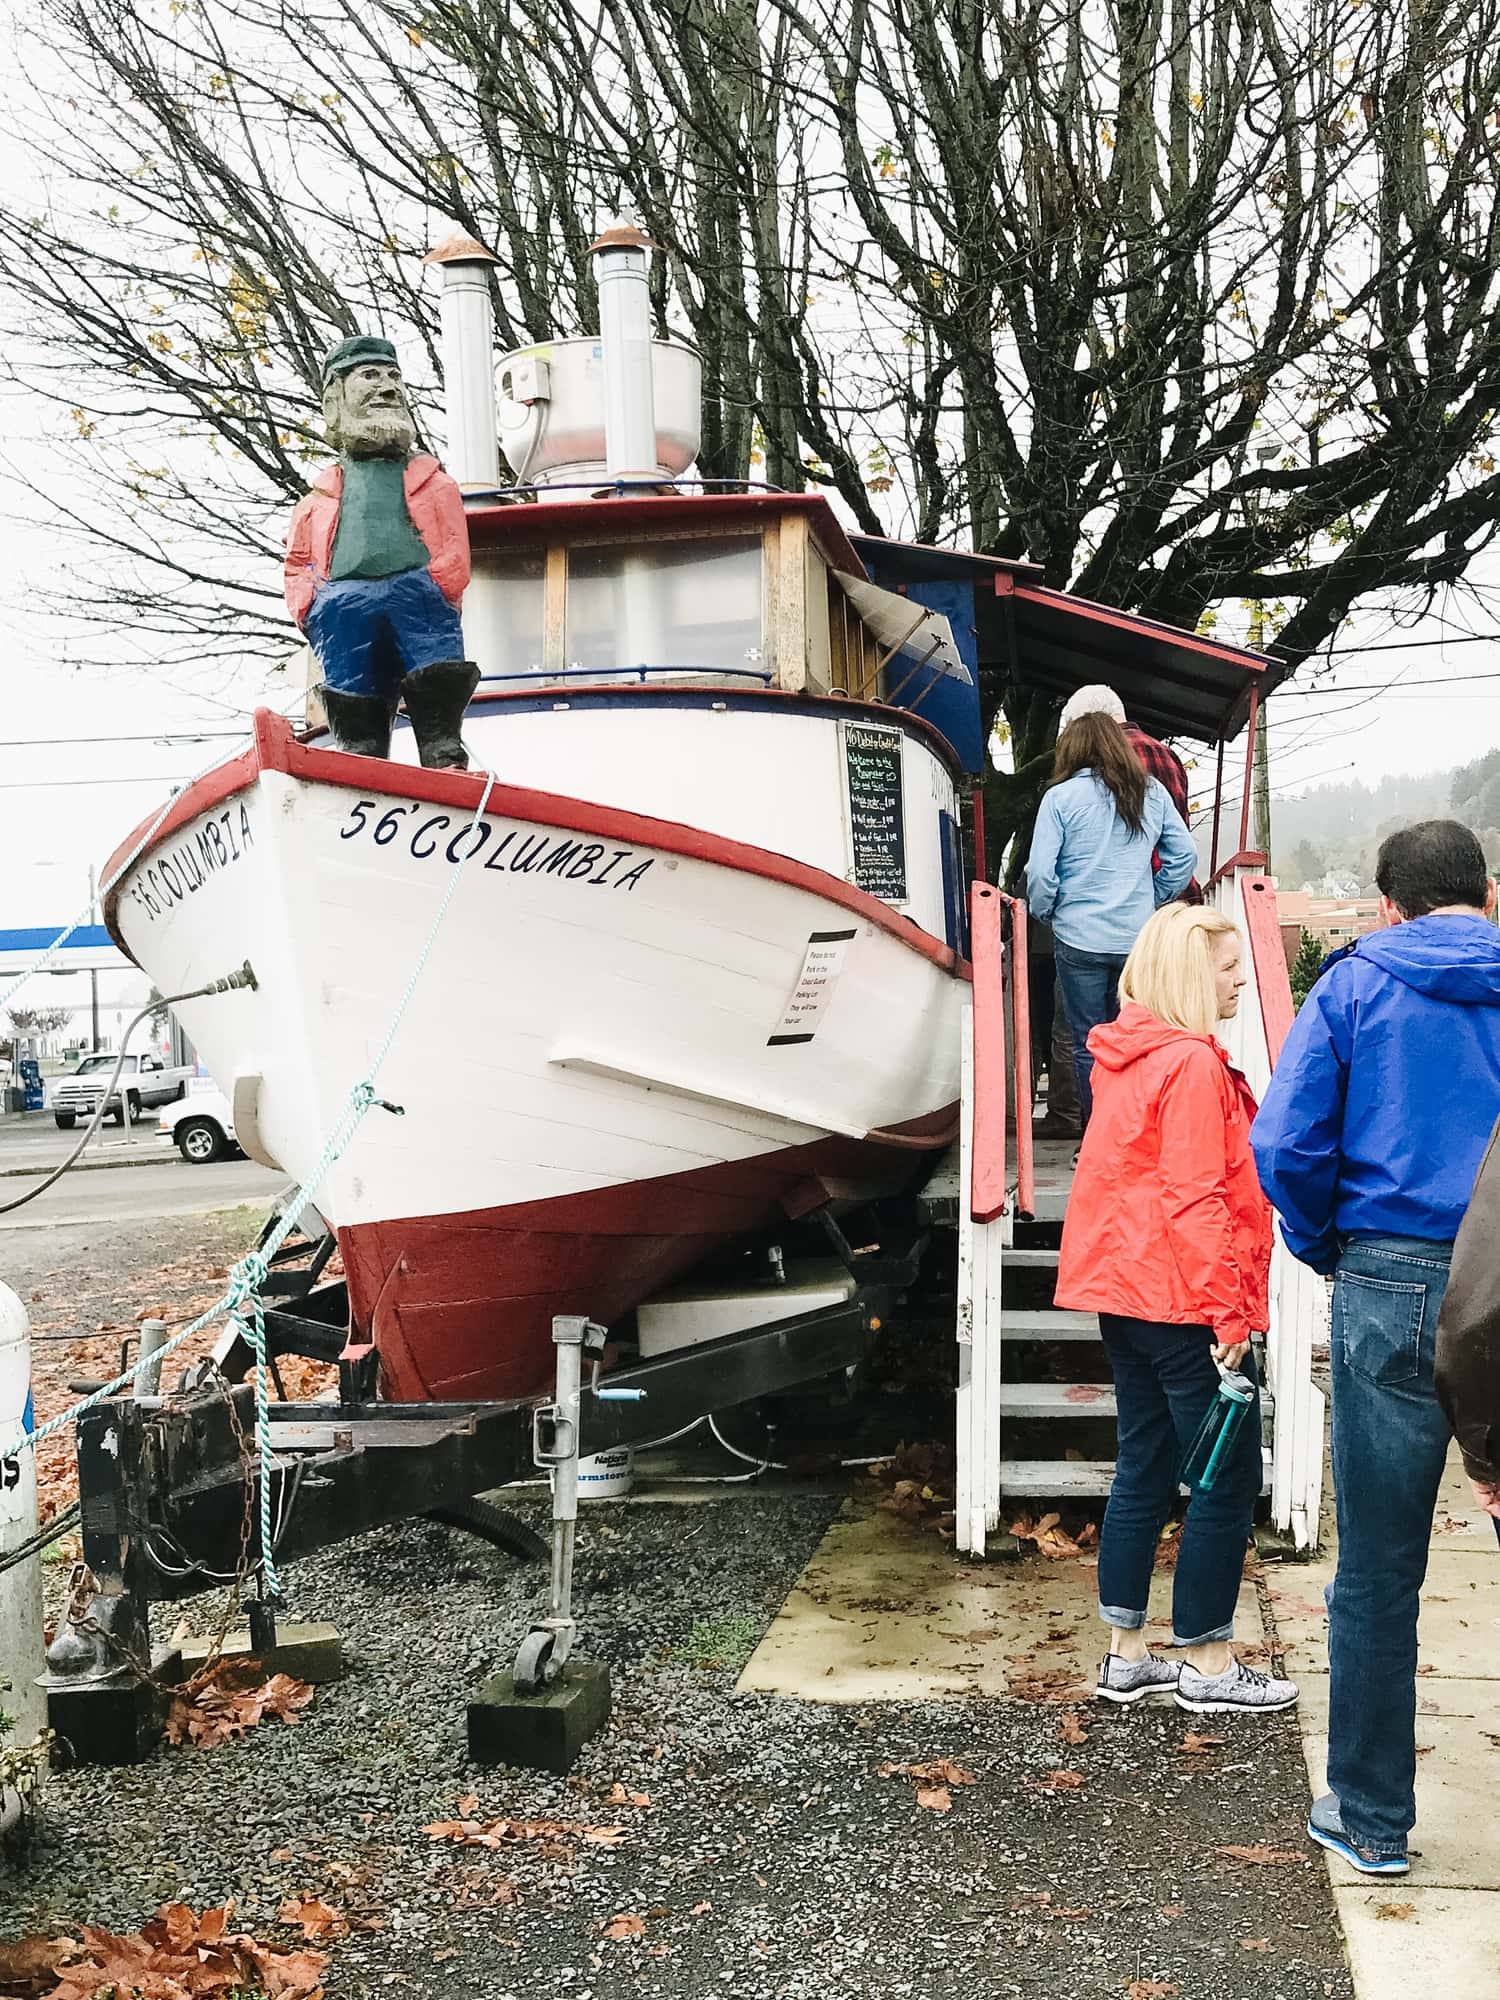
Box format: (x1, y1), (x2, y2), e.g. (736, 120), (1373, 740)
(1025, 710), (1196, 1122)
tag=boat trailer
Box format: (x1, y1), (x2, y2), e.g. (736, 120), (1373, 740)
(42, 1214), (924, 1768)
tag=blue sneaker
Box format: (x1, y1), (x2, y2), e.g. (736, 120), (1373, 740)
(1307, 1792), (1409, 1876)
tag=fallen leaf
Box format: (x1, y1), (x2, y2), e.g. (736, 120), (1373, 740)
(690, 1900), (712, 1917)
(1027, 1768), (1086, 1792)
(1240, 1936), (1272, 1950)
(1056, 1711), (1091, 1746)
(914, 1784), (952, 1812)
(602, 1913), (646, 1941)
(432, 1946), (461, 1962)
(1375, 1902), (1417, 1921)
(1178, 1731), (1226, 1755)
(1213, 1844), (1306, 1865)
(1125, 1983), (1179, 1999)
(278, 1896), (348, 1941)
(455, 1793), (479, 1815)
(605, 1783), (652, 1808)
(1159, 1904), (1185, 1919)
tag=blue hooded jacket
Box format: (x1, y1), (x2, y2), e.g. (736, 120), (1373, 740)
(1251, 913), (1500, 1272)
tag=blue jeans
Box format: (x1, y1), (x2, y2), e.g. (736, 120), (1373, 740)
(1053, 939), (1126, 1124)
(1098, 1315), (1262, 1644)
(1326, 1235), (1454, 1859)
(305, 569), (466, 699)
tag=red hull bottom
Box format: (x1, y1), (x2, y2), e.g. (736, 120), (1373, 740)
(339, 1118), (955, 1401)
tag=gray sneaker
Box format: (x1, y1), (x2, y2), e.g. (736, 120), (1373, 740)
(1175, 1657), (1299, 1714)
(1096, 1651), (1182, 1705)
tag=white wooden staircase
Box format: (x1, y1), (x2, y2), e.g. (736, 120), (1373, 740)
(950, 868), (1323, 1559)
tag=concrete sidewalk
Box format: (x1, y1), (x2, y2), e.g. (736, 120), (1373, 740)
(1263, 1451), (1500, 1993)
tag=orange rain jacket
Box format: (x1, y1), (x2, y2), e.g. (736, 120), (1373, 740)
(1056, 1004), (1272, 1348)
(283, 455), (471, 628)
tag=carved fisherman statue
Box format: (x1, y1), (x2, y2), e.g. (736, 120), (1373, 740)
(284, 335), (479, 769)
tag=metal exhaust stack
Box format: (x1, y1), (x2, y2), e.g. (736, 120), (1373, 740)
(588, 222), (660, 483)
(423, 233), (503, 491)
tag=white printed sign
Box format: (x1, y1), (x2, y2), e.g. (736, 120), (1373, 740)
(768, 929), (856, 1046)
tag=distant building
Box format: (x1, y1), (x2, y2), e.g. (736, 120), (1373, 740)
(1275, 889), (1384, 972)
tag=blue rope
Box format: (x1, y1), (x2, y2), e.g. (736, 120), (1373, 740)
(9, 761), (501, 1604)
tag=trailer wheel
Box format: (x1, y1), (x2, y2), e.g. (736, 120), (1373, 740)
(513, 1629), (558, 1696)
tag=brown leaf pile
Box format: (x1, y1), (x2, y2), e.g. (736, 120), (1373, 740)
(1006, 1665), (1093, 1705)
(422, 1816), (626, 1861)
(0, 1903), (326, 2000)
(865, 1442), (956, 1536)
(165, 1664), (315, 1749)
(1125, 1983), (1180, 1999)
(1056, 1710), (1092, 1746)
(875, 1756), (977, 1813)
(1008, 1510), (1100, 1561)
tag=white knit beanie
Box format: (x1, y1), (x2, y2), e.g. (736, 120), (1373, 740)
(1059, 684), (1126, 730)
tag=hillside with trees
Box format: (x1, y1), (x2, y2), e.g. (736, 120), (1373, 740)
(1274, 755), (1500, 892)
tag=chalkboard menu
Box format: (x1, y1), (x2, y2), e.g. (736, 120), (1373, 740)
(843, 720), (907, 901)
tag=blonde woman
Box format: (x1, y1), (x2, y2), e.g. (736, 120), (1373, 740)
(1056, 905), (1298, 1714)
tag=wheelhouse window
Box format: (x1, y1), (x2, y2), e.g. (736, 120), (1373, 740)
(476, 550), (547, 679)
(565, 535), (764, 682)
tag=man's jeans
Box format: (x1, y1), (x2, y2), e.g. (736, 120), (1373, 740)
(1327, 1235), (1454, 1858)
(1052, 939), (1127, 1124)
(1097, 1316), (1262, 1644)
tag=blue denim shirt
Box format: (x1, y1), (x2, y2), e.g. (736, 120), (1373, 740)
(1025, 771), (1197, 956)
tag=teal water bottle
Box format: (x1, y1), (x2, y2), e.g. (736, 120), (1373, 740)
(1181, 1360), (1255, 1491)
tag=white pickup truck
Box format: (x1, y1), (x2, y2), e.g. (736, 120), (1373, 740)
(50, 1052), (193, 1129)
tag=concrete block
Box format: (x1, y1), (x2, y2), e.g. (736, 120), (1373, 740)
(45, 1647), (182, 1766)
(467, 1660), (611, 1774)
(176, 1621), (343, 1685)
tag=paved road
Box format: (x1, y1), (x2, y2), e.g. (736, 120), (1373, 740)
(0, 1152), (285, 1230)
(0, 1109), (186, 1175)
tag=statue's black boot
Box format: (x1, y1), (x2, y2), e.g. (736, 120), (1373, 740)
(401, 660), (480, 770)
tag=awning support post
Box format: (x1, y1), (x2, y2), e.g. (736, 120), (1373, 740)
(1238, 685), (1259, 854)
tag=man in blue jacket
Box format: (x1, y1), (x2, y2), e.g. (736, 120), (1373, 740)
(1253, 820), (1500, 1878)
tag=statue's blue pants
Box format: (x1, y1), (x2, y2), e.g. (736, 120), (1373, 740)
(305, 569), (465, 699)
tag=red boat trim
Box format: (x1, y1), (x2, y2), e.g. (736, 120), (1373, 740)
(1011, 584), (1277, 675)
(1240, 874), (1295, 1067)
(969, 882), (1008, 1224)
(464, 489), (867, 577)
(1207, 848), (1268, 891)
(102, 709), (967, 980)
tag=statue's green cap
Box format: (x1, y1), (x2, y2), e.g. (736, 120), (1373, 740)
(321, 334), (399, 387)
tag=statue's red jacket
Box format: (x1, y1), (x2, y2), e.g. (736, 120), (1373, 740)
(1056, 1004), (1272, 1348)
(283, 454), (471, 627)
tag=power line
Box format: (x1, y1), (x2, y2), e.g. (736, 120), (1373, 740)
(0, 774), (191, 791)
(0, 730), (246, 749)
(1272, 669), (1500, 696)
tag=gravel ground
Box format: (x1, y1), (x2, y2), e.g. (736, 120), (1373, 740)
(1, 1212), (1353, 2000)
(3, 1493), (1351, 2000)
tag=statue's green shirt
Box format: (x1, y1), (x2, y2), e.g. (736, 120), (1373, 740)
(328, 455), (431, 581)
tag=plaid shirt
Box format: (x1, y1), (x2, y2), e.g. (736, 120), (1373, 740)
(1124, 724), (1203, 903)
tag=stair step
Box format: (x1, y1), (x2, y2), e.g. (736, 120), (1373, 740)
(1002, 1309), (1096, 1341)
(1000, 1448), (1274, 1502)
(1001, 1457), (1115, 1497)
(1004, 1248), (1060, 1269)
(1003, 1381), (1116, 1419)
